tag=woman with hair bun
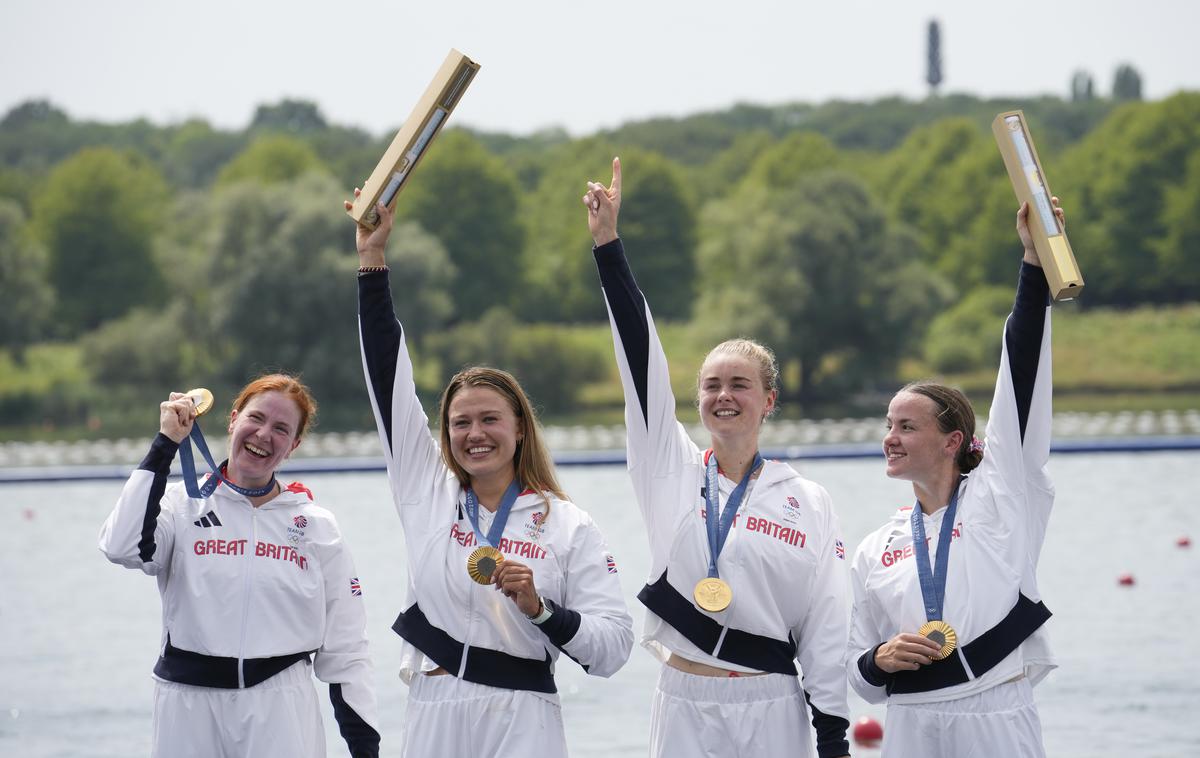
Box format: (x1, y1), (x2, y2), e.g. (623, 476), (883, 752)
(846, 199), (1066, 757)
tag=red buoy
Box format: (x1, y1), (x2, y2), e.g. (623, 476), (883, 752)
(1117, 573), (1135, 586)
(22, 509), (34, 521)
(1177, 536), (1192, 548)
(853, 715), (883, 748)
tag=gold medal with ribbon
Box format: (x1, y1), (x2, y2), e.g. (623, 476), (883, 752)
(467, 545), (504, 585)
(186, 387), (215, 417)
(918, 620), (958, 661)
(693, 577), (733, 612)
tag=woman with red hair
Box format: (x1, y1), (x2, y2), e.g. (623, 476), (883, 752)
(100, 373), (380, 757)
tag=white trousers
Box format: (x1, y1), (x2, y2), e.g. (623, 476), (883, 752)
(650, 663), (815, 758)
(151, 660), (324, 758)
(401, 673), (567, 758)
(882, 678), (1045, 758)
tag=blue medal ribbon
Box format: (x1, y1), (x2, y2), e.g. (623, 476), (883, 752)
(178, 422), (277, 500)
(910, 476), (966, 622)
(703, 452), (764, 580)
(464, 480), (523, 549)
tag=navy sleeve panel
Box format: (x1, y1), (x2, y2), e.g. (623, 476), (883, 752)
(329, 683), (381, 758)
(804, 690), (851, 758)
(857, 643), (893, 688)
(137, 434), (178, 563)
(1005, 262), (1052, 442)
(358, 272), (403, 450)
(593, 239), (651, 429)
(533, 597), (583, 650)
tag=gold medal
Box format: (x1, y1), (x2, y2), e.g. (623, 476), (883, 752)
(918, 620), (958, 661)
(467, 545), (504, 585)
(693, 577), (733, 612)
(185, 388), (215, 417)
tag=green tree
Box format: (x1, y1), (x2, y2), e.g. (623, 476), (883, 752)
(696, 172), (950, 404)
(399, 130), (526, 320)
(923, 286), (1013, 372)
(741, 131), (841, 191)
(162, 119), (246, 188)
(251, 99), (329, 134)
(1151, 150), (1200, 302)
(216, 134), (329, 187)
(0, 200), (54, 358)
(521, 142), (697, 322)
(1070, 70), (1096, 102)
(204, 175), (366, 429)
(385, 221), (458, 346)
(31, 147), (168, 336)
(1112, 64), (1143, 102)
(428, 307), (607, 415)
(1056, 93), (1200, 304)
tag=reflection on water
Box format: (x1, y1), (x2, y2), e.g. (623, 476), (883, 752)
(1, 453), (1197, 757)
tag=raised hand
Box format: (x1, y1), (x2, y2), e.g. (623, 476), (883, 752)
(159, 392), (197, 444)
(344, 188), (395, 266)
(1016, 197), (1065, 267)
(582, 156), (622, 247)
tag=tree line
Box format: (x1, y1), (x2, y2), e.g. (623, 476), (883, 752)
(0, 90), (1197, 437)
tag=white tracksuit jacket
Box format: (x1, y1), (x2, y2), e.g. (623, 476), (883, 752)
(99, 438), (380, 756)
(356, 271), (633, 695)
(593, 239), (851, 758)
(847, 262), (1057, 707)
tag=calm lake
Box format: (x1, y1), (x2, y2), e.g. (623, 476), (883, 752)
(1, 452), (1197, 757)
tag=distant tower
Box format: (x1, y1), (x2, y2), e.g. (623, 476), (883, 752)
(926, 20), (944, 96)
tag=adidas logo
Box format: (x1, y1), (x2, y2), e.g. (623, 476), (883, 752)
(193, 510), (223, 528)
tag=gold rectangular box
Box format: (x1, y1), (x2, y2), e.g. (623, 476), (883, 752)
(348, 49), (481, 229)
(992, 110), (1084, 300)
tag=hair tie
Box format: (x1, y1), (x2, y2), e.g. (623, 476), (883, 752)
(968, 436), (985, 454)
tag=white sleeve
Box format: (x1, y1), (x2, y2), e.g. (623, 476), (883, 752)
(312, 518), (381, 755)
(98, 434), (179, 576)
(792, 494), (852, 726)
(595, 240), (697, 530)
(546, 515), (635, 678)
(846, 545), (890, 704)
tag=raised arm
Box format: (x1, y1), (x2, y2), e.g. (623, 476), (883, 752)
(980, 200), (1060, 553)
(98, 393), (196, 572)
(348, 193), (444, 509)
(586, 159), (694, 487)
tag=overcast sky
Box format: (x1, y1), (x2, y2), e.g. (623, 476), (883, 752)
(2, 1), (1196, 137)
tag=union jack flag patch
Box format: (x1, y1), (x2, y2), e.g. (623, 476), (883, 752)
(605, 554), (618, 574)
(835, 540), (845, 560)
(350, 577), (362, 596)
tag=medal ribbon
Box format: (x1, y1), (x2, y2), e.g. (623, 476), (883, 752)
(910, 476), (965, 622)
(464, 480), (523, 548)
(178, 423), (277, 499)
(703, 452), (764, 579)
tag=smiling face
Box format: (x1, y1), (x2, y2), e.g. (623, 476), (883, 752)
(883, 391), (962, 483)
(225, 390), (302, 488)
(698, 353), (777, 444)
(446, 385), (524, 490)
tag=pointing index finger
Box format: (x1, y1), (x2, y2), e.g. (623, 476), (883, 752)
(611, 156), (621, 195)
